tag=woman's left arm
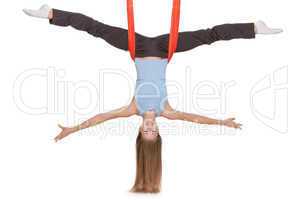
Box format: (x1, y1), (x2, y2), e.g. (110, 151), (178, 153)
(54, 99), (138, 142)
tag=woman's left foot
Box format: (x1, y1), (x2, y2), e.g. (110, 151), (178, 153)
(23, 4), (51, 19)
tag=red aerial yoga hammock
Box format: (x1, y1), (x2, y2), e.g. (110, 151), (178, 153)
(127, 0), (181, 63)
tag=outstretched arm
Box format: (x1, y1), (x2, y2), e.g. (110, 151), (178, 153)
(161, 102), (242, 129)
(54, 99), (137, 142)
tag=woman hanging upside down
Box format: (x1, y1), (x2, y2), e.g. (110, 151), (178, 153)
(23, 4), (283, 193)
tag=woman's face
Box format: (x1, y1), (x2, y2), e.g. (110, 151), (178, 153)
(140, 118), (158, 141)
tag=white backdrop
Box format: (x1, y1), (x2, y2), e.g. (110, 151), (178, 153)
(1, 0), (299, 199)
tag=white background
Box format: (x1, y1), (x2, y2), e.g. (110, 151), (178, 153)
(1, 0), (299, 199)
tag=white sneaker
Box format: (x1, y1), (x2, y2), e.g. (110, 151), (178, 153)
(254, 20), (283, 34)
(23, 4), (51, 19)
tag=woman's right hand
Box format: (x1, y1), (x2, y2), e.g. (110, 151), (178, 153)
(221, 117), (242, 129)
(54, 124), (75, 142)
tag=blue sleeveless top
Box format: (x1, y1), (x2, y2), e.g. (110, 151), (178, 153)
(134, 58), (168, 116)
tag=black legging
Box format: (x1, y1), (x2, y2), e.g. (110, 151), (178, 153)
(50, 8), (255, 58)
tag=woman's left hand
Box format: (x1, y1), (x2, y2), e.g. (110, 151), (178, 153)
(54, 124), (75, 142)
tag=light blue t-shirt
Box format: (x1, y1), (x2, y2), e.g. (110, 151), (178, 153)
(134, 58), (168, 116)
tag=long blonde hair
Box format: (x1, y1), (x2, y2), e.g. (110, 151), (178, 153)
(130, 130), (162, 193)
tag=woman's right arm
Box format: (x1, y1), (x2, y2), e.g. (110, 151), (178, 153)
(161, 102), (242, 129)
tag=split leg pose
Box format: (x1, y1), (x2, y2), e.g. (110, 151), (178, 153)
(23, 4), (283, 193)
(23, 5), (282, 58)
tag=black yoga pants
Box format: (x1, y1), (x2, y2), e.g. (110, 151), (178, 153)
(49, 8), (256, 58)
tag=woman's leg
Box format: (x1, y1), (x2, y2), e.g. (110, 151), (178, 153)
(153, 23), (255, 53)
(49, 8), (151, 51)
(23, 5), (149, 52)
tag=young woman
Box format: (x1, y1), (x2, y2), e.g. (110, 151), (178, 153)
(23, 4), (283, 193)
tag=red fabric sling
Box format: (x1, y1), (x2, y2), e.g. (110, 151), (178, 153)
(126, 0), (181, 62)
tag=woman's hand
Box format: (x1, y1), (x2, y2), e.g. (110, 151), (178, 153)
(221, 117), (242, 129)
(54, 124), (76, 142)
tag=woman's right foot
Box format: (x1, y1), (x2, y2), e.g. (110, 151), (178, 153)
(254, 20), (283, 34)
(23, 4), (51, 19)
